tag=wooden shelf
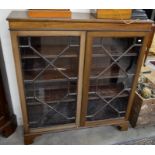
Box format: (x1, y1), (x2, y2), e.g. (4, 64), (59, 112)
(89, 83), (130, 98)
(21, 49), (137, 60)
(25, 83), (130, 107)
(20, 45), (80, 59)
(93, 46), (138, 57)
(90, 67), (135, 79)
(23, 67), (134, 83)
(21, 53), (137, 59)
(27, 96), (76, 106)
(19, 44), (138, 60)
(26, 88), (76, 103)
(25, 77), (77, 83)
(23, 68), (78, 81)
(26, 90), (129, 106)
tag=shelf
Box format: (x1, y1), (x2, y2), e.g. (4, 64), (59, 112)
(26, 92), (77, 106)
(21, 53), (137, 59)
(26, 89), (76, 103)
(27, 96), (77, 106)
(89, 83), (130, 99)
(19, 44), (139, 60)
(20, 45), (80, 59)
(23, 68), (78, 81)
(90, 67), (135, 79)
(93, 53), (137, 57)
(93, 46), (138, 57)
(25, 83), (130, 107)
(25, 85), (77, 101)
(23, 66), (135, 82)
(25, 77), (77, 83)
(22, 54), (78, 59)
(26, 90), (129, 107)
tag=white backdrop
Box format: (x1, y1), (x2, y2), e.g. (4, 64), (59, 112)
(0, 9), (90, 125)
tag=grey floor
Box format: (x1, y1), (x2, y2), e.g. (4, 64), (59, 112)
(1, 125), (155, 145)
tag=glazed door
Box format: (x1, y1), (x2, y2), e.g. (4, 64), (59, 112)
(81, 31), (146, 127)
(16, 31), (85, 130)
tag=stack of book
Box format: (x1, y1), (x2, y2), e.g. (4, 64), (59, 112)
(91, 9), (132, 19)
(28, 9), (71, 18)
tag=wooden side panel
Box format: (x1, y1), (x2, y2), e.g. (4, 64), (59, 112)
(10, 31), (29, 132)
(125, 33), (150, 120)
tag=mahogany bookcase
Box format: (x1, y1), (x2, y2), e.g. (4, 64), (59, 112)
(7, 10), (153, 144)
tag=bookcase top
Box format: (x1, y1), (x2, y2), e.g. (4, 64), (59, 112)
(7, 10), (153, 24)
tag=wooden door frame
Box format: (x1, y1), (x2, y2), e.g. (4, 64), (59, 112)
(10, 30), (86, 133)
(80, 31), (150, 127)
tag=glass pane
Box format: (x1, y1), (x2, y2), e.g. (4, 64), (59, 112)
(18, 36), (80, 128)
(87, 37), (143, 121)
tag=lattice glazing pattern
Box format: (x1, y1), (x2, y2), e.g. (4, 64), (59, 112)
(87, 37), (143, 121)
(19, 36), (80, 128)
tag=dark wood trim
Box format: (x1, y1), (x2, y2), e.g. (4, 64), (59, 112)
(0, 114), (17, 137)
